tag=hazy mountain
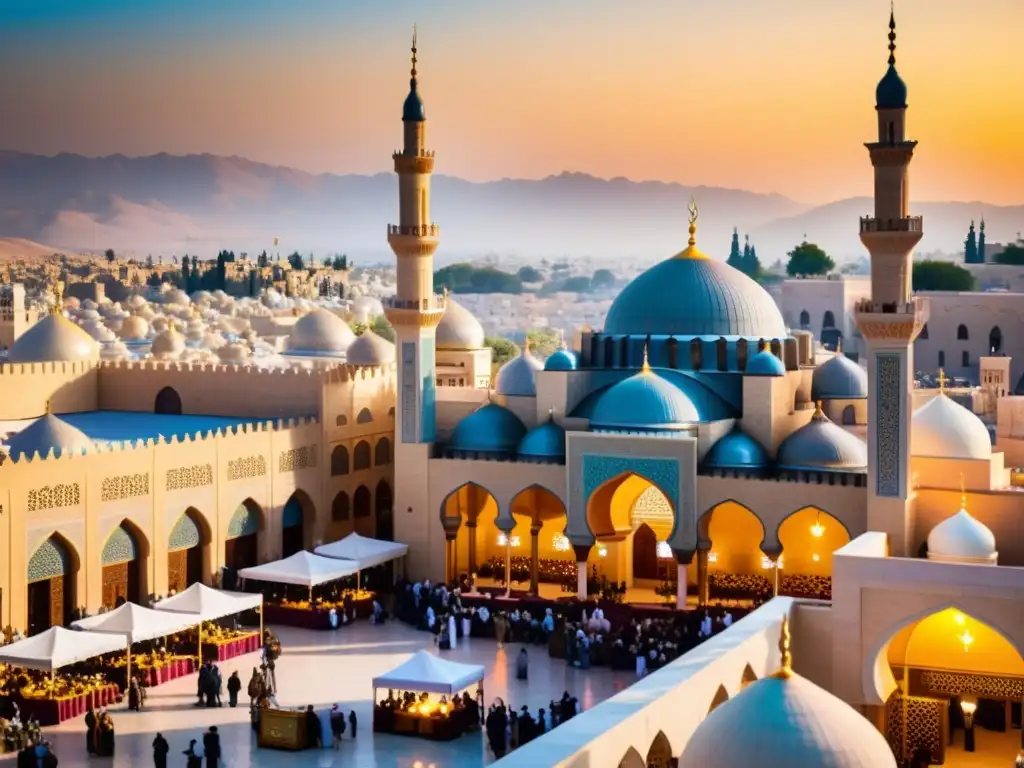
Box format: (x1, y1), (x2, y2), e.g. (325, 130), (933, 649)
(0, 151), (1020, 265)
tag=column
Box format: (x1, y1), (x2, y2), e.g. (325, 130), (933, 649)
(696, 548), (710, 607)
(572, 544), (592, 600)
(466, 519), (478, 575)
(672, 548), (695, 611)
(444, 534), (456, 584)
(504, 538), (512, 598)
(529, 522), (542, 596)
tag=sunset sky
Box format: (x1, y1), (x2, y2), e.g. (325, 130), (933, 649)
(1, 0), (1022, 205)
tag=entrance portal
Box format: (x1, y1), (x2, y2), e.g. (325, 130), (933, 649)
(27, 535), (76, 635)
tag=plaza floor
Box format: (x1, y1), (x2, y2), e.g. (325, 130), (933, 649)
(8, 621), (635, 768)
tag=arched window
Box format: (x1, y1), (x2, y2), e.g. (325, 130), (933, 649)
(990, 326), (1003, 354)
(356, 408), (373, 424)
(330, 445), (349, 476)
(823, 310), (836, 329)
(331, 492), (350, 521)
(919, 323), (928, 340)
(603, 336), (614, 368)
(938, 350), (946, 368)
(887, 122), (895, 145)
(842, 404), (856, 425)
(335, 414), (348, 427)
(690, 338), (703, 370)
(666, 337), (678, 369)
(353, 441), (371, 471)
(374, 437), (392, 466)
(155, 387), (182, 415)
(962, 350), (971, 367)
(799, 310), (810, 328)
(716, 337), (728, 371)
(957, 324), (969, 340)
(354, 486), (371, 518)
(736, 338), (749, 371)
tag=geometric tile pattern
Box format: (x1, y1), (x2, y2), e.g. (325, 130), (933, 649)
(226, 503), (260, 539)
(168, 513), (202, 552)
(282, 497), (304, 529)
(920, 669), (1024, 699)
(100, 473), (150, 502)
(279, 446), (317, 473)
(101, 524), (138, 564)
(582, 454), (679, 510)
(28, 536), (69, 582)
(166, 464), (213, 491)
(227, 455), (267, 482)
(875, 353), (901, 497)
(27, 483), (81, 512)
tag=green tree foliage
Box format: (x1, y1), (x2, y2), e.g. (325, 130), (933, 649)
(741, 244), (761, 279)
(180, 257), (190, 290)
(526, 327), (561, 358)
(332, 254), (349, 270)
(591, 269), (615, 290)
(484, 336), (519, 366)
(786, 241), (835, 277)
(912, 260), (975, 292)
(516, 265), (543, 283)
(995, 243), (1024, 266)
(726, 228), (743, 269)
(287, 252), (305, 270)
(104, 248), (116, 263)
(560, 276), (592, 292)
(370, 315), (396, 342)
(434, 263), (522, 294)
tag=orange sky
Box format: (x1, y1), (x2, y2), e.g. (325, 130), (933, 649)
(1, 0), (1022, 204)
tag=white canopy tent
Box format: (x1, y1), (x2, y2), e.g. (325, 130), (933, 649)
(72, 602), (201, 682)
(314, 533), (409, 593)
(153, 583), (264, 664)
(0, 627), (127, 672)
(371, 650), (485, 696)
(237, 550), (358, 588)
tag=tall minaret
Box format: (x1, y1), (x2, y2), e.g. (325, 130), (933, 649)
(386, 26), (444, 445)
(855, 8), (928, 557)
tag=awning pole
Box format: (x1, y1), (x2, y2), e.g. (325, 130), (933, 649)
(198, 622), (203, 666)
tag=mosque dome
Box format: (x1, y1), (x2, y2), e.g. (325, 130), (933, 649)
(517, 416), (566, 462)
(217, 343), (252, 364)
(450, 402), (527, 455)
(746, 350), (786, 376)
(911, 393), (992, 460)
(679, 620), (896, 768)
(812, 353), (867, 399)
(776, 403), (867, 472)
(876, 65), (907, 109)
(118, 315), (150, 342)
(346, 331), (396, 367)
(403, 86), (425, 122)
(287, 309), (356, 355)
(590, 358), (699, 432)
(927, 501), (997, 564)
(150, 324), (186, 359)
(436, 299), (485, 350)
(8, 313), (100, 364)
(544, 348), (577, 371)
(5, 411), (94, 461)
(603, 221), (787, 338)
(495, 346), (543, 396)
(703, 429), (768, 471)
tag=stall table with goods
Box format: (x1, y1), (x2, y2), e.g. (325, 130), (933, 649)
(153, 583), (264, 664)
(371, 651), (485, 742)
(0, 627), (127, 726)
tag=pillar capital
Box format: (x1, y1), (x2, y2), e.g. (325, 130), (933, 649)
(572, 543), (592, 563)
(440, 516), (460, 537)
(671, 547), (696, 566)
(530, 521), (543, 536)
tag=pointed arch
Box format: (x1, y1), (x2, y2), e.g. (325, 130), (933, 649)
(101, 519), (149, 607)
(645, 731), (674, 768)
(331, 445), (350, 476)
(332, 491), (350, 522)
(27, 532), (79, 635)
(957, 323), (969, 340)
(354, 485), (372, 519)
(226, 499), (263, 539)
(698, 499), (767, 568)
(335, 414), (348, 427)
(442, 482), (501, 582)
(282, 489), (316, 556)
(822, 310), (836, 329)
(741, 663), (758, 689)
(225, 499), (263, 570)
(989, 325), (1003, 354)
(586, 471), (676, 542)
(707, 684), (729, 713)
(617, 746), (645, 768)
(375, 480), (394, 540)
(168, 507), (211, 592)
(353, 440), (371, 471)
(356, 407), (373, 424)
(799, 309), (810, 328)
(374, 437), (392, 466)
(154, 386), (182, 415)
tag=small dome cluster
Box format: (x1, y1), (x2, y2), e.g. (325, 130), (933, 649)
(811, 353), (867, 400)
(287, 308), (356, 357)
(590, 356), (699, 433)
(450, 403), (566, 463)
(703, 430), (769, 473)
(494, 345), (542, 397)
(776, 403), (868, 473)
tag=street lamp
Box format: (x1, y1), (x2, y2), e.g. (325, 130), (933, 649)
(960, 697), (977, 752)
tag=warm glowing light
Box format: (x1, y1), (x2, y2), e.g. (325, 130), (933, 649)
(960, 698), (978, 716)
(497, 533), (507, 547)
(440, 704), (449, 715)
(707, 550), (718, 564)
(812, 553), (820, 562)
(761, 554), (783, 570)
(497, 533), (521, 548)
(597, 544), (608, 558)
(509, 536), (521, 548)
(552, 534), (570, 552)
(656, 541), (672, 559)
(810, 519), (825, 538)
(954, 612), (966, 626)
(959, 629), (975, 651)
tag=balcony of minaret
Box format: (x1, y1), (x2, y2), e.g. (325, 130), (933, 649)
(853, 296), (929, 343)
(383, 293), (447, 328)
(859, 216), (923, 234)
(387, 223), (440, 258)
(393, 150), (435, 175)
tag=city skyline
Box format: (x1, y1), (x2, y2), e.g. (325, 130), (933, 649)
(1, 0), (1023, 205)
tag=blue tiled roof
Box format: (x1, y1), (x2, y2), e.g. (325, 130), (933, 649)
(58, 411), (279, 444)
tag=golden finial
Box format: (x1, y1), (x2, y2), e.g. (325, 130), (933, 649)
(687, 197), (699, 248)
(411, 24), (418, 80)
(50, 281), (64, 315)
(641, 343), (651, 373)
(937, 368), (949, 393)
(888, 2), (897, 67)
(772, 615), (793, 679)
(44, 398), (51, 416)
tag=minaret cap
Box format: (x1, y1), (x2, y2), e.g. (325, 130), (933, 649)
(674, 197), (708, 261)
(402, 25), (426, 122)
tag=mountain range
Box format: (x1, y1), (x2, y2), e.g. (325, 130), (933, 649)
(1, 150), (1021, 266)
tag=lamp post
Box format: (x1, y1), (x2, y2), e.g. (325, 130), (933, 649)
(960, 697), (977, 752)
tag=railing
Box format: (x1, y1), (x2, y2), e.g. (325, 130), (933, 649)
(383, 294), (447, 312)
(854, 296), (925, 315)
(387, 224), (440, 237)
(859, 216), (924, 234)
(392, 149), (435, 158)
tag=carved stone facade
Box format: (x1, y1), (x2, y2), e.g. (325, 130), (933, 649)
(100, 473), (150, 502)
(226, 455), (267, 482)
(166, 464), (214, 491)
(27, 483), (81, 512)
(279, 446), (318, 473)
(874, 354), (901, 497)
(920, 669), (1024, 700)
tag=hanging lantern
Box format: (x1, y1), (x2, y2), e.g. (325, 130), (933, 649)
(597, 544), (608, 558)
(656, 541), (672, 559)
(810, 511), (825, 538)
(552, 534), (570, 552)
(707, 551), (718, 564)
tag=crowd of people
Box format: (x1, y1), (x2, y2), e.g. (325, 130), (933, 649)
(485, 691), (580, 759)
(84, 707), (116, 757)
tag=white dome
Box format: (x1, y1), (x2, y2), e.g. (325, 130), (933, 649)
(346, 330), (396, 367)
(927, 506), (997, 564)
(680, 642), (895, 768)
(119, 315), (150, 341)
(162, 288), (191, 306)
(8, 313), (100, 364)
(436, 298), (485, 350)
(495, 346), (543, 396)
(912, 393), (991, 460)
(151, 326), (186, 359)
(5, 412), (94, 461)
(287, 309), (356, 354)
(217, 342), (252, 364)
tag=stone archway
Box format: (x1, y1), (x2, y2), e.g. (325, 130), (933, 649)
(167, 508), (211, 593)
(154, 386), (182, 415)
(27, 533), (79, 635)
(101, 520), (148, 608)
(645, 731), (675, 768)
(282, 489), (316, 557)
(508, 484), (569, 596)
(699, 500), (770, 601)
(225, 499), (262, 570)
(775, 507), (850, 600)
(441, 482), (500, 585)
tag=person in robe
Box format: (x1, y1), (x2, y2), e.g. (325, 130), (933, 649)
(348, 709), (358, 739)
(305, 704), (322, 748)
(247, 667), (263, 706)
(448, 612), (458, 650)
(98, 711), (116, 757)
(84, 708), (97, 755)
(425, 605), (436, 631)
(330, 704), (346, 747)
(128, 676), (144, 711)
(329, 607), (339, 629)
(516, 648), (529, 681)
(152, 732), (169, 768)
(485, 703), (508, 758)
(202, 725), (221, 768)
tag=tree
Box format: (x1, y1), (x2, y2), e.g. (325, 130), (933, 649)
(370, 315), (396, 342)
(104, 248), (116, 263)
(526, 327), (561, 358)
(257, 251), (269, 268)
(216, 251), (228, 291)
(912, 260), (975, 292)
(146, 272), (163, 287)
(180, 257), (190, 290)
(560, 276), (592, 293)
(146, 254), (154, 268)
(287, 252), (305, 270)
(332, 255), (349, 271)
(516, 265), (543, 283)
(995, 243), (1024, 266)
(434, 263), (522, 294)
(741, 244), (761, 278)
(591, 268), (615, 290)
(786, 241), (834, 276)
(727, 228), (743, 270)
(484, 336), (519, 366)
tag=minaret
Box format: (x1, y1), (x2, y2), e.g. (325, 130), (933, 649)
(385, 26), (444, 444)
(855, 7), (928, 557)
(978, 217), (987, 263)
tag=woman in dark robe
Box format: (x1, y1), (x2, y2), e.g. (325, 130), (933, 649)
(84, 707), (97, 755)
(98, 711), (115, 756)
(516, 648), (529, 681)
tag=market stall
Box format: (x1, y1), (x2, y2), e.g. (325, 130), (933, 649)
(71, 602), (199, 688)
(371, 651), (484, 741)
(315, 533), (408, 613)
(0, 627), (126, 726)
(238, 551), (359, 630)
(153, 583), (263, 663)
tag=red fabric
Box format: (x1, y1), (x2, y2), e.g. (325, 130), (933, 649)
(139, 657), (196, 687)
(203, 632), (260, 662)
(2, 684), (119, 726)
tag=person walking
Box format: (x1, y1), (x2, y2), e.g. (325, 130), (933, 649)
(305, 705), (322, 748)
(348, 709), (358, 739)
(84, 707), (97, 756)
(183, 739), (203, 768)
(226, 670), (241, 708)
(329, 704), (346, 748)
(246, 667), (262, 706)
(516, 647), (529, 681)
(151, 732), (169, 768)
(202, 725), (221, 768)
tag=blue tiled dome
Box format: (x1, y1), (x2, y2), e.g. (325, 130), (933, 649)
(495, 347), (543, 396)
(451, 402), (526, 455)
(544, 348), (577, 371)
(518, 417), (566, 461)
(777, 404), (867, 473)
(591, 363), (699, 432)
(812, 354), (867, 400)
(703, 430), (768, 471)
(746, 350), (786, 376)
(876, 65), (907, 110)
(603, 247), (787, 338)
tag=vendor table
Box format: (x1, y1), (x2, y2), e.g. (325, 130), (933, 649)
(203, 632), (260, 662)
(262, 597), (373, 630)
(138, 657), (196, 687)
(373, 707), (472, 741)
(0, 684), (120, 726)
